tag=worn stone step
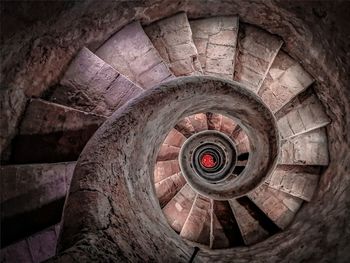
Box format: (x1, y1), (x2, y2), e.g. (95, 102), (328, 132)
(163, 128), (187, 148)
(180, 194), (211, 246)
(188, 113), (208, 132)
(206, 112), (222, 130)
(157, 144), (180, 161)
(1, 162), (74, 246)
(154, 159), (180, 183)
(10, 99), (105, 164)
(220, 115), (238, 136)
(266, 165), (320, 201)
(234, 24), (283, 93)
(95, 21), (173, 89)
(231, 127), (250, 154)
(228, 198), (269, 245)
(280, 128), (329, 166)
(277, 93), (330, 139)
(50, 47), (143, 116)
(211, 200), (244, 249)
(190, 16), (239, 80)
(155, 172), (186, 208)
(258, 50), (314, 113)
(175, 117), (196, 138)
(247, 184), (303, 229)
(145, 12), (202, 76)
(162, 184), (196, 233)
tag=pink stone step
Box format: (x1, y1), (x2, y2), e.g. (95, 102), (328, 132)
(96, 22), (173, 89)
(175, 117), (196, 138)
(234, 24), (283, 92)
(190, 16), (239, 79)
(231, 128), (250, 154)
(163, 128), (187, 148)
(155, 172), (186, 208)
(51, 47), (143, 116)
(154, 160), (180, 183)
(206, 112), (222, 130)
(277, 93), (330, 139)
(266, 165), (320, 201)
(228, 198), (269, 245)
(247, 184), (302, 229)
(145, 12), (202, 76)
(157, 144), (180, 161)
(10, 99), (105, 164)
(258, 50), (314, 113)
(280, 128), (329, 166)
(220, 115), (238, 136)
(180, 194), (211, 246)
(188, 113), (208, 132)
(162, 184), (196, 233)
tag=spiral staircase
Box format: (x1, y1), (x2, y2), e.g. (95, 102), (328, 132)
(1, 12), (332, 262)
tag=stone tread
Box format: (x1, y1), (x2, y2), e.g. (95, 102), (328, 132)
(228, 198), (269, 245)
(277, 93), (330, 139)
(206, 112), (222, 130)
(145, 12), (202, 76)
(188, 113), (208, 132)
(95, 21), (173, 89)
(220, 115), (238, 136)
(157, 144), (180, 161)
(180, 194), (211, 246)
(234, 24), (283, 92)
(10, 99), (105, 164)
(163, 128), (187, 148)
(280, 128), (329, 166)
(258, 50), (314, 113)
(51, 47), (143, 116)
(162, 184), (196, 233)
(190, 16), (239, 79)
(155, 172), (186, 208)
(266, 165), (320, 201)
(175, 117), (196, 138)
(247, 184), (303, 229)
(231, 127), (250, 154)
(154, 159), (180, 183)
(1, 162), (75, 218)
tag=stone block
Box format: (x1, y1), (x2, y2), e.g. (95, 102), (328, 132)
(154, 160), (180, 183)
(155, 172), (186, 208)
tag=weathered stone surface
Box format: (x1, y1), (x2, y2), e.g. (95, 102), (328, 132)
(267, 166), (320, 201)
(231, 128), (250, 154)
(180, 194), (211, 246)
(190, 16), (238, 79)
(258, 50), (314, 113)
(50, 47), (143, 116)
(206, 112), (222, 130)
(188, 113), (208, 132)
(229, 198), (269, 245)
(155, 172), (186, 208)
(163, 184), (196, 233)
(95, 21), (173, 89)
(153, 159), (180, 183)
(248, 184), (302, 229)
(220, 115), (238, 136)
(145, 12), (202, 76)
(157, 144), (180, 161)
(0, 239), (33, 263)
(27, 227), (58, 263)
(280, 128), (329, 166)
(277, 93), (330, 139)
(1, 162), (74, 246)
(10, 99), (105, 164)
(175, 117), (196, 138)
(163, 128), (186, 148)
(0, 86), (27, 158)
(234, 24), (283, 92)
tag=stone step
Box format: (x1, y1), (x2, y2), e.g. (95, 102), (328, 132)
(180, 194), (211, 246)
(145, 12), (202, 76)
(277, 93), (330, 140)
(95, 21), (173, 89)
(154, 160), (180, 183)
(157, 144), (180, 161)
(234, 24), (283, 93)
(50, 47), (143, 116)
(163, 128), (187, 148)
(211, 200), (244, 249)
(188, 113), (208, 132)
(1, 162), (74, 246)
(247, 184), (303, 229)
(206, 112), (222, 130)
(266, 165), (320, 201)
(162, 184), (196, 233)
(258, 50), (314, 113)
(231, 127), (250, 154)
(175, 117), (196, 138)
(228, 198), (269, 245)
(280, 128), (329, 166)
(155, 172), (186, 208)
(190, 16), (239, 80)
(10, 99), (105, 164)
(220, 115), (238, 136)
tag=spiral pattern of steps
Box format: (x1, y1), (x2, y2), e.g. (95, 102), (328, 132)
(1, 12), (330, 261)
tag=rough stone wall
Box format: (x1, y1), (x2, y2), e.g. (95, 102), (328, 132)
(1, 0), (350, 262)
